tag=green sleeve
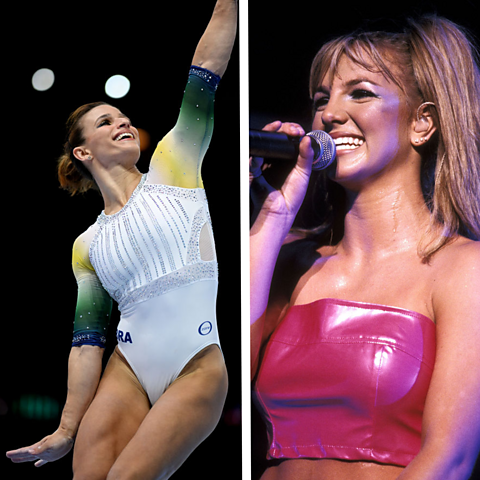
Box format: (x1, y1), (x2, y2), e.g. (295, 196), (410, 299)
(71, 230), (113, 348)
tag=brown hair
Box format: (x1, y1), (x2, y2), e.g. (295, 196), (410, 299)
(306, 15), (480, 260)
(57, 102), (108, 196)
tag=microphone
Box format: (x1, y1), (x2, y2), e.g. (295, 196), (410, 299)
(249, 129), (336, 170)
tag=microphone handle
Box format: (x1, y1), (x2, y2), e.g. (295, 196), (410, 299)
(249, 130), (321, 161)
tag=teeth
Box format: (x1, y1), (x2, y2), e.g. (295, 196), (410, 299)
(334, 137), (364, 150)
(116, 133), (134, 141)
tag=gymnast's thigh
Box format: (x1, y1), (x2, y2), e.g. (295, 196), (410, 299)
(106, 344), (228, 480)
(73, 347), (151, 480)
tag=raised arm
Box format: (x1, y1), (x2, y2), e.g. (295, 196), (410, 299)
(147, 1), (237, 188)
(192, 0), (238, 78)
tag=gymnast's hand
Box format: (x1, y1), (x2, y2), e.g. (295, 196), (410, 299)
(250, 120), (315, 227)
(6, 429), (74, 467)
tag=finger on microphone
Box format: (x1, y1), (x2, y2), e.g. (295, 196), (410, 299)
(299, 135), (315, 158)
(285, 123), (305, 137)
(263, 120), (282, 132)
(297, 135), (316, 170)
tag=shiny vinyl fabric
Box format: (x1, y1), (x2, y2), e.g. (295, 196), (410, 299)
(253, 298), (436, 467)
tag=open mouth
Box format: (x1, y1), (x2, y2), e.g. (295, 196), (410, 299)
(334, 136), (364, 151)
(114, 132), (135, 141)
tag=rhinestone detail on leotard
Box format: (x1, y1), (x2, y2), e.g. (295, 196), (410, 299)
(89, 175), (217, 311)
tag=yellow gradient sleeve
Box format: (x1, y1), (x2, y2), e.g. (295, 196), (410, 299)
(148, 66), (220, 188)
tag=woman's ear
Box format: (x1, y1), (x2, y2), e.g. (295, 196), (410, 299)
(73, 146), (93, 163)
(411, 102), (437, 146)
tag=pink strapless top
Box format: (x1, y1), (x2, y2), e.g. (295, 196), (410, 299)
(253, 298), (436, 467)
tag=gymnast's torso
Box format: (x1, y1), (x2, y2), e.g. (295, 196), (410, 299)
(71, 66), (222, 405)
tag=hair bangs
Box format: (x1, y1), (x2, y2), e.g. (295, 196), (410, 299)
(309, 32), (410, 99)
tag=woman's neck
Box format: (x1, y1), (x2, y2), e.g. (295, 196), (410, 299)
(338, 178), (431, 261)
(95, 166), (144, 215)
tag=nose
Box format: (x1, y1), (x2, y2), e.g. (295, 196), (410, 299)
(320, 97), (348, 130)
(117, 117), (132, 129)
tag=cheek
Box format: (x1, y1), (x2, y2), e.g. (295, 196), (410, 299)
(87, 137), (108, 156)
(366, 102), (405, 157)
(84, 127), (105, 144)
(87, 129), (115, 154)
(311, 111), (324, 131)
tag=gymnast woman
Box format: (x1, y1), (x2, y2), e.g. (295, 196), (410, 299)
(7, 1), (237, 478)
(250, 15), (480, 480)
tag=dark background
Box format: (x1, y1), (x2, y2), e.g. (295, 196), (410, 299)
(2, 3), (240, 479)
(249, 1), (480, 479)
(2, 1), (480, 479)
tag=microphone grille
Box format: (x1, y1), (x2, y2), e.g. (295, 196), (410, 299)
(306, 130), (336, 170)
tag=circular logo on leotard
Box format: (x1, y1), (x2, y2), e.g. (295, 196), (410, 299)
(198, 321), (212, 335)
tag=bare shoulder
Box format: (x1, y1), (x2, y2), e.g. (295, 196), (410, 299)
(432, 237), (480, 326)
(433, 237), (479, 282)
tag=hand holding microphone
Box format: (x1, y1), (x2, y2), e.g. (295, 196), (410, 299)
(250, 121), (334, 225)
(249, 123), (336, 170)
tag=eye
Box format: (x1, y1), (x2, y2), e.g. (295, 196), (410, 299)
(97, 119), (111, 127)
(350, 89), (378, 100)
(313, 94), (329, 111)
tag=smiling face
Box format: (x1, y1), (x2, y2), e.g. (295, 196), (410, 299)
(312, 55), (417, 191)
(73, 104), (141, 172)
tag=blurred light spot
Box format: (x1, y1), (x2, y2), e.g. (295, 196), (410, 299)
(105, 75), (130, 98)
(32, 68), (55, 91)
(12, 394), (60, 420)
(137, 128), (151, 151)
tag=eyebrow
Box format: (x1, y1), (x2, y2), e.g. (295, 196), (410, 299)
(95, 112), (129, 124)
(314, 77), (381, 95)
(345, 78), (381, 87)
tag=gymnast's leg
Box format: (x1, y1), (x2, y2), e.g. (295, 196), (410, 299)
(106, 344), (228, 480)
(72, 348), (151, 480)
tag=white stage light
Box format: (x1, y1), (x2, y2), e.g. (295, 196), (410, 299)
(32, 68), (55, 91)
(105, 75), (131, 99)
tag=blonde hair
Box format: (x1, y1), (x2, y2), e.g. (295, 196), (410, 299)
(57, 102), (108, 196)
(308, 15), (480, 260)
